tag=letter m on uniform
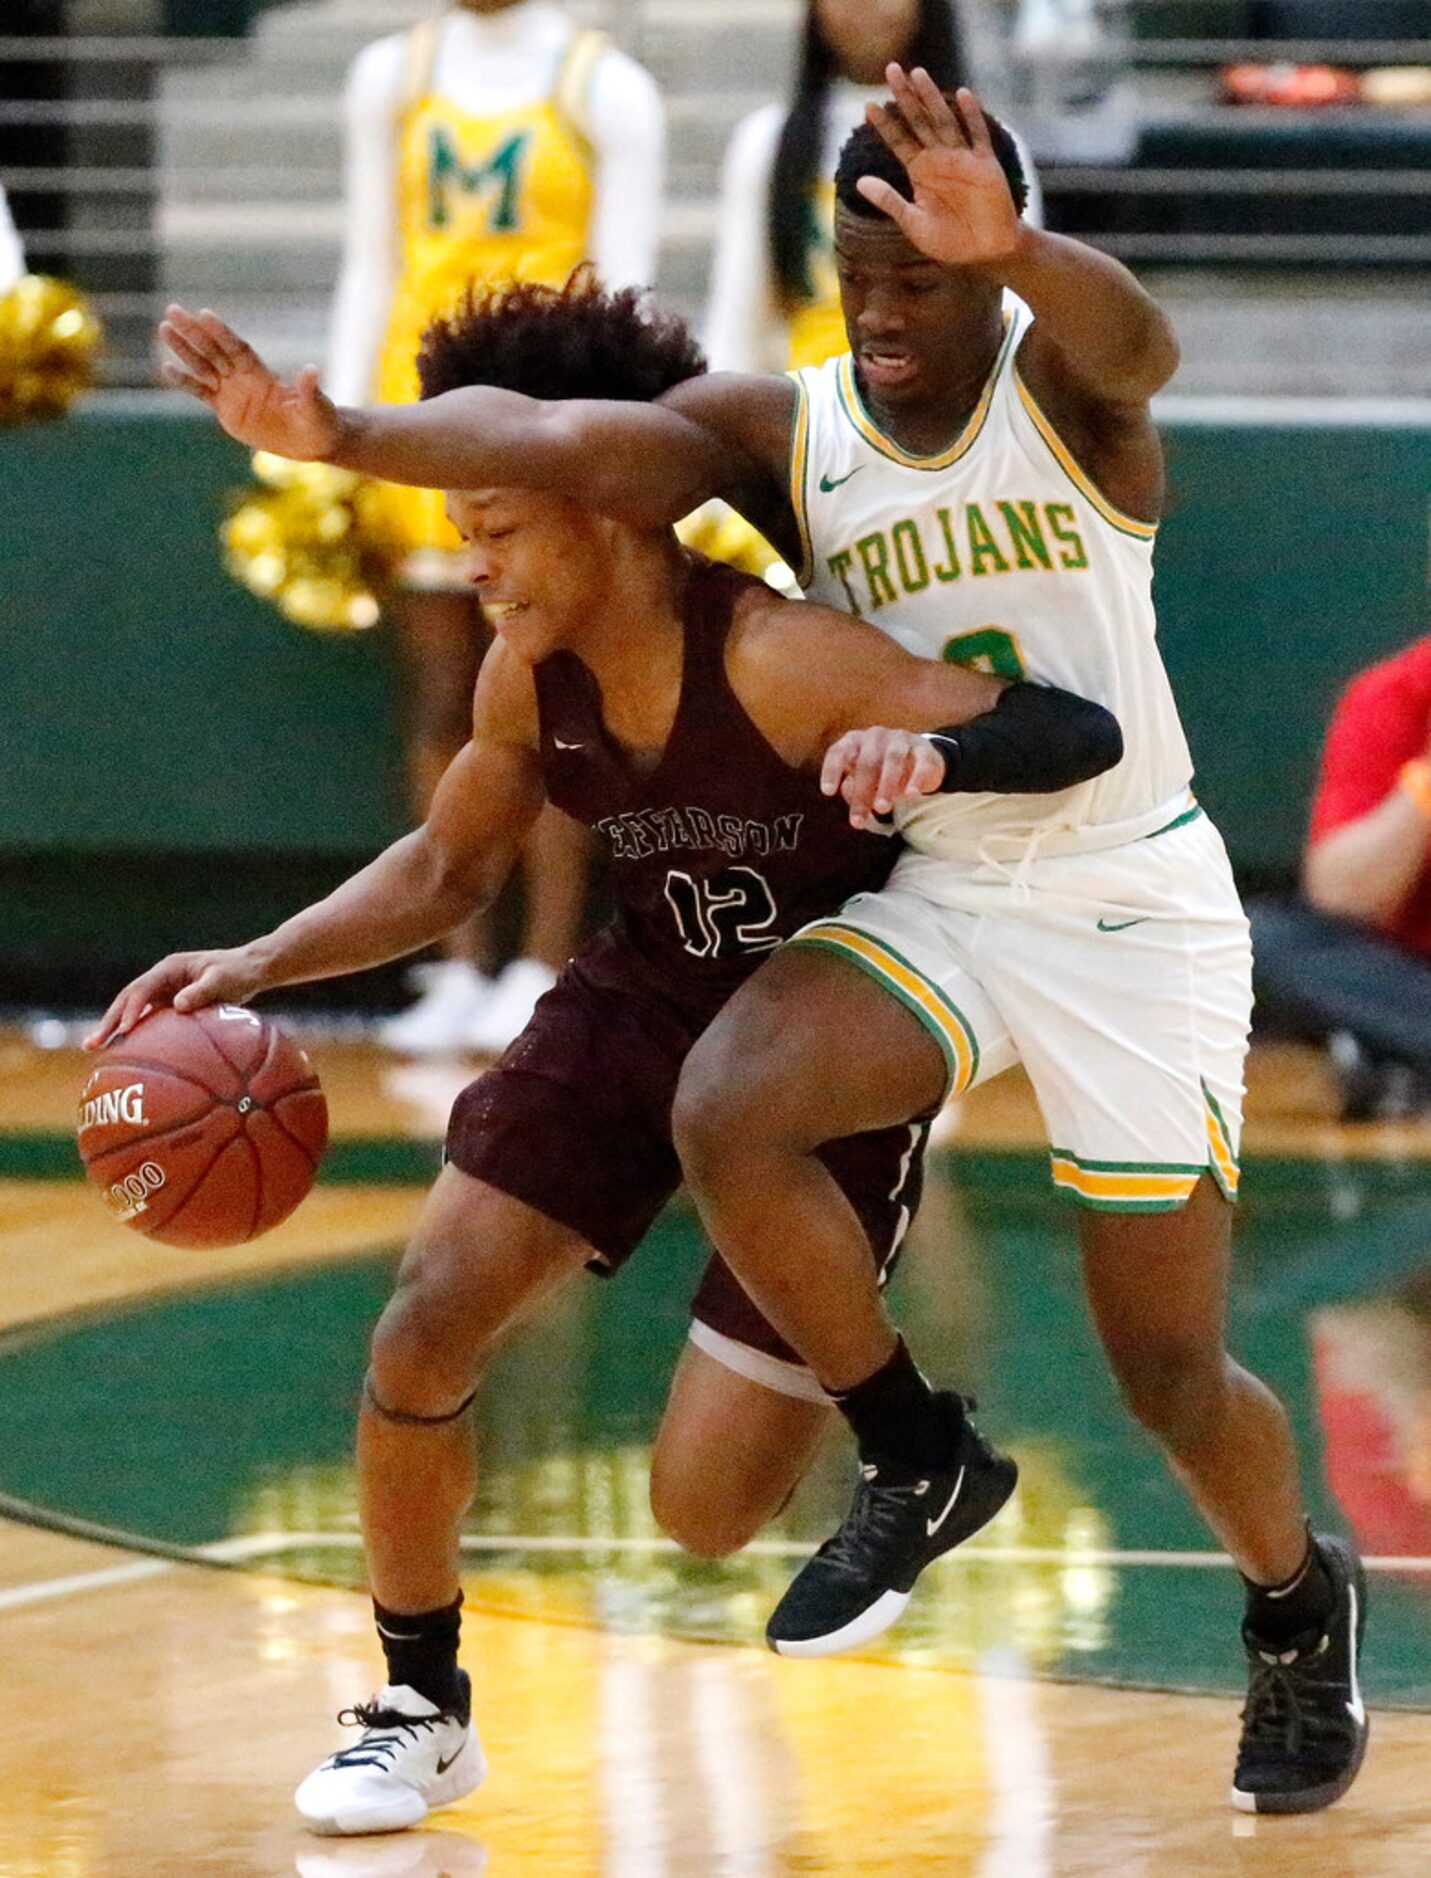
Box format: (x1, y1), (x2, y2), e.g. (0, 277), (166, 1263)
(427, 126), (531, 232)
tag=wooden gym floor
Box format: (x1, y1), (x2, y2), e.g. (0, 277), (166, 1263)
(2, 1026), (1430, 1877)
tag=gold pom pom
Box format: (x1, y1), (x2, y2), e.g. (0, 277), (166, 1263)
(0, 275), (103, 424)
(221, 453), (407, 632)
(676, 499), (799, 596)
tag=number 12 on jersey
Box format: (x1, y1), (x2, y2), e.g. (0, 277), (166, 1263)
(665, 867), (780, 958)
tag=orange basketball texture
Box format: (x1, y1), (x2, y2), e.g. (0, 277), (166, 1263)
(77, 1006), (328, 1247)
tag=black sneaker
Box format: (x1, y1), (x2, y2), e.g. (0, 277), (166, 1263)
(1231, 1534), (1368, 1814)
(766, 1396), (1017, 1657)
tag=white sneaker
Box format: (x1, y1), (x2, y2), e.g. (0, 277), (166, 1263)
(464, 959), (557, 1055)
(378, 963), (494, 1058)
(295, 1679), (487, 1837)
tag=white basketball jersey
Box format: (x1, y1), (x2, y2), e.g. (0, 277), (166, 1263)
(790, 299), (1194, 855)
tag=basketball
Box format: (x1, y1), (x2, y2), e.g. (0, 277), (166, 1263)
(76, 1004), (328, 1248)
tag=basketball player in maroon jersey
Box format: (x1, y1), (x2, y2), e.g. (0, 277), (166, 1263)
(150, 70), (1369, 1820)
(121, 276), (1119, 1836)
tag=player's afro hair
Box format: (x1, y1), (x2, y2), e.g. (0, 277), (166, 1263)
(416, 266), (708, 404)
(835, 99), (1028, 222)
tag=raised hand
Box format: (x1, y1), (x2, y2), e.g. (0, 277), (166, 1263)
(860, 68), (1022, 269)
(158, 304), (341, 460)
(822, 727), (947, 831)
(84, 945), (269, 1051)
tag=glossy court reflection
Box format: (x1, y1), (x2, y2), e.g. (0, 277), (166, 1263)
(2, 1033), (1431, 1873)
(1, 1145), (1430, 1699)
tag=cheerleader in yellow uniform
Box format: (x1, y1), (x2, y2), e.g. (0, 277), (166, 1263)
(327, 0), (664, 1055)
(705, 0), (1040, 374)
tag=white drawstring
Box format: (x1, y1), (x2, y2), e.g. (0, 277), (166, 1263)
(975, 824), (1055, 904)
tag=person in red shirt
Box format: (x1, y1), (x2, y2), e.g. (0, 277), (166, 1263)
(1251, 635), (1431, 1117)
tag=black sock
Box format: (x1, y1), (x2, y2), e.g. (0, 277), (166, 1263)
(373, 1593), (467, 1718)
(832, 1339), (959, 1475)
(1243, 1534), (1336, 1647)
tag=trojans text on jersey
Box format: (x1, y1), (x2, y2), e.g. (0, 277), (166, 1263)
(824, 498), (1090, 620)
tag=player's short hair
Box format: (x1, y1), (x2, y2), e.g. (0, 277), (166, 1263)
(417, 267), (708, 404)
(834, 100), (1028, 222)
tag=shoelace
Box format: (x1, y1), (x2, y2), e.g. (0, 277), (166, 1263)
(1240, 1639), (1349, 1762)
(329, 1702), (445, 1771)
(811, 1396), (991, 1581)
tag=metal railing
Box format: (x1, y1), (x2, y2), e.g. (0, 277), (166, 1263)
(1, 18), (1427, 385)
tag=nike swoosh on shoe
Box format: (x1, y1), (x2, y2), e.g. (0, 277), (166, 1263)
(925, 1465), (966, 1537)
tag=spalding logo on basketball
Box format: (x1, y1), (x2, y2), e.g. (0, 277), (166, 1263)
(77, 1005), (329, 1248)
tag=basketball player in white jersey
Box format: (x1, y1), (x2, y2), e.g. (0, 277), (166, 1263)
(156, 68), (1366, 1814)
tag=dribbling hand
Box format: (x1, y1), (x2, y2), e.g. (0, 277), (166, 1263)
(861, 69), (1022, 269)
(85, 946), (267, 1052)
(158, 304), (340, 460)
(822, 727), (947, 831)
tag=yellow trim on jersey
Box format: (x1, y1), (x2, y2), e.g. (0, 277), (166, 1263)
(1050, 1154), (1201, 1213)
(1204, 1087), (1241, 1201)
(788, 922), (978, 1098)
(832, 313), (1017, 470)
(787, 371), (815, 589)
(551, 28), (605, 166)
(399, 16), (439, 106)
(1012, 372), (1159, 542)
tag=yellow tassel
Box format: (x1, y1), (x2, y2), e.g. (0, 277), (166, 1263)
(675, 500), (798, 596)
(0, 275), (103, 424)
(221, 452), (408, 632)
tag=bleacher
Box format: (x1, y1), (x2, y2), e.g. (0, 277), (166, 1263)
(1041, 1), (1431, 264)
(0, 0), (1426, 391)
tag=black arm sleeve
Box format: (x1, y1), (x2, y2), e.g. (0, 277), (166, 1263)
(927, 682), (1124, 795)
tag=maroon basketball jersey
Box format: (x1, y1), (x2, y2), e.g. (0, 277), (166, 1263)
(534, 557), (897, 1014)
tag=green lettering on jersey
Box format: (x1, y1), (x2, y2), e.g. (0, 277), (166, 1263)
(890, 518), (930, 594)
(856, 531), (897, 609)
(966, 503), (1010, 576)
(427, 125), (531, 233)
(1045, 503), (1089, 570)
(931, 507), (961, 582)
(826, 548), (863, 616)
(997, 500), (1054, 571)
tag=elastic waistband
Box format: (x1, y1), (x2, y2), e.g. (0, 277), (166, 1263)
(908, 790), (1201, 866)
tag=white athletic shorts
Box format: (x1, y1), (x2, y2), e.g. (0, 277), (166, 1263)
(789, 802), (1252, 1213)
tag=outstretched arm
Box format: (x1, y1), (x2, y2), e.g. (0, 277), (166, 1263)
(159, 304), (733, 528)
(863, 68), (1178, 406)
(86, 645), (546, 1046)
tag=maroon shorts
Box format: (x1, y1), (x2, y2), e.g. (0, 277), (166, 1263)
(446, 955), (927, 1367)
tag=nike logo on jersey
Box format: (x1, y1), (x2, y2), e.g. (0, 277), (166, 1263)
(925, 1465), (966, 1537)
(819, 467), (863, 492)
(1096, 917), (1147, 932)
(552, 737), (584, 751)
(435, 1742), (466, 1775)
